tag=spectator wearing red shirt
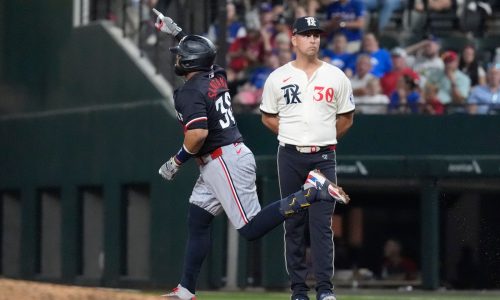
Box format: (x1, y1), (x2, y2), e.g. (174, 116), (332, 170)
(381, 239), (418, 281)
(421, 82), (445, 115)
(381, 47), (419, 96)
(227, 27), (272, 81)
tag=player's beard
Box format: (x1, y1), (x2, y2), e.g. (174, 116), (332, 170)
(174, 64), (188, 76)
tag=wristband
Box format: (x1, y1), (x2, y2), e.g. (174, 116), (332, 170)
(175, 144), (195, 164)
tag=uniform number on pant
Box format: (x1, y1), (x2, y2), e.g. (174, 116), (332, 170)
(216, 92), (236, 128)
(313, 86), (334, 103)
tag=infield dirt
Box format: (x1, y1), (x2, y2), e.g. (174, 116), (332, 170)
(0, 278), (158, 300)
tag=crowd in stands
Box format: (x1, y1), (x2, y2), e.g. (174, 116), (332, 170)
(208, 0), (500, 115)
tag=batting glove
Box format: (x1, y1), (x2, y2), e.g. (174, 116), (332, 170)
(159, 157), (181, 181)
(155, 15), (182, 36)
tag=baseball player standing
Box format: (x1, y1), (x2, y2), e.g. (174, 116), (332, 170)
(154, 12), (350, 300)
(260, 16), (355, 300)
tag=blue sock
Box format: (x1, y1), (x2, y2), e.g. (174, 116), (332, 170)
(180, 204), (214, 294)
(239, 201), (284, 241)
(238, 187), (317, 241)
(238, 188), (318, 241)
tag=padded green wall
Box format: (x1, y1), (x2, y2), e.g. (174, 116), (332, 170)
(237, 114), (500, 156)
(0, 101), (230, 288)
(0, 1), (162, 114)
(2, 0), (72, 105)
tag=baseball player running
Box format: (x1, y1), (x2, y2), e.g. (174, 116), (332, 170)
(260, 16), (355, 300)
(154, 11), (350, 300)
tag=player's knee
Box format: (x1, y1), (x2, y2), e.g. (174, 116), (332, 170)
(238, 223), (260, 241)
(188, 204), (214, 233)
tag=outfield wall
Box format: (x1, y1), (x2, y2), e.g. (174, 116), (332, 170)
(2, 109), (500, 289)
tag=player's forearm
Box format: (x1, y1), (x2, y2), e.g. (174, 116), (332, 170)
(405, 41), (427, 55)
(261, 113), (279, 135)
(450, 84), (466, 104)
(183, 129), (209, 154)
(336, 112), (354, 139)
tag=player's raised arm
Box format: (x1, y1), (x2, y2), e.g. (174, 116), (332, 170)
(153, 8), (186, 41)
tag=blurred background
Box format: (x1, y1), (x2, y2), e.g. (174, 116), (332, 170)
(1, 0), (500, 292)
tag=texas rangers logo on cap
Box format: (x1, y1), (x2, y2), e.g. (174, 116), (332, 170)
(305, 17), (317, 26)
(292, 16), (324, 35)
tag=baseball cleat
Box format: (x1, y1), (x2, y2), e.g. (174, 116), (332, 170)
(303, 169), (350, 204)
(281, 189), (313, 216)
(317, 291), (337, 300)
(162, 284), (196, 300)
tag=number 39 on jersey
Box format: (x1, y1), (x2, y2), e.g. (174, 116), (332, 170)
(215, 92), (235, 129)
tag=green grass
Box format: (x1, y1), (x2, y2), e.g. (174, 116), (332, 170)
(191, 291), (500, 300)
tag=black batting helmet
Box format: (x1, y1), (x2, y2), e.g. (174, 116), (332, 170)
(169, 35), (217, 75)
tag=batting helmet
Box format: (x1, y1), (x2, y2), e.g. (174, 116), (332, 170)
(170, 35), (217, 76)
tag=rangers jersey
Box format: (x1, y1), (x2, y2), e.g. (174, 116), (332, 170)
(260, 61), (355, 146)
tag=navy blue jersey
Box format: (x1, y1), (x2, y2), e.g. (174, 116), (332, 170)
(174, 65), (243, 156)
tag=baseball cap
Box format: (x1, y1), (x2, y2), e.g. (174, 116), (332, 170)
(441, 51), (458, 63)
(292, 16), (324, 35)
(391, 47), (407, 58)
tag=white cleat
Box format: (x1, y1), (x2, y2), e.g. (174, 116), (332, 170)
(304, 169), (350, 204)
(162, 284), (196, 300)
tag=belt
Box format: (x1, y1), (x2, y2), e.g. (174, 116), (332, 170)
(196, 147), (223, 165)
(279, 142), (336, 153)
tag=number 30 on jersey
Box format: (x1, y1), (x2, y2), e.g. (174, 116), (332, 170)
(215, 92), (235, 129)
(313, 86), (335, 102)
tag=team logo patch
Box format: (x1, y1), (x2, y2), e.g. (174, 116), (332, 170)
(305, 17), (317, 26)
(281, 84), (302, 104)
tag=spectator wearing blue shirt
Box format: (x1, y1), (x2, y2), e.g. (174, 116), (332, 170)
(467, 64), (500, 114)
(349, 33), (392, 78)
(233, 54), (280, 113)
(389, 74), (421, 113)
(322, 33), (354, 75)
(207, 2), (246, 45)
(324, 0), (366, 53)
